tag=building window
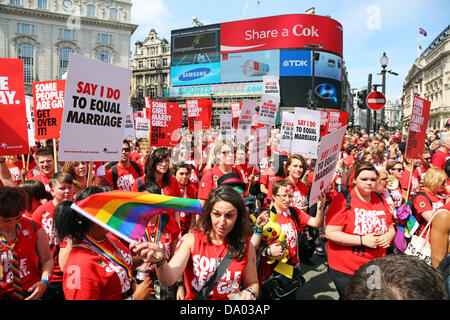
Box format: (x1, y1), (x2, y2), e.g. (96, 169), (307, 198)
(59, 29), (76, 41)
(138, 60), (143, 69)
(38, 0), (47, 9)
(150, 59), (155, 68)
(18, 43), (34, 83)
(150, 47), (156, 55)
(10, 0), (21, 5)
(17, 23), (35, 35)
(163, 57), (168, 67)
(109, 8), (118, 20)
(97, 51), (111, 64)
(59, 47), (74, 79)
(97, 33), (113, 45)
(87, 4), (95, 17)
(150, 87), (156, 97)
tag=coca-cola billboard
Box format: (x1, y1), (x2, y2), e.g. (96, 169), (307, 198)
(220, 14), (343, 56)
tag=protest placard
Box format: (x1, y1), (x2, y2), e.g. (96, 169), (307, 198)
(263, 75), (280, 97)
(257, 94), (280, 127)
(236, 99), (256, 145)
(123, 107), (135, 140)
(309, 125), (347, 205)
(406, 96), (431, 159)
(220, 114), (233, 141)
(230, 102), (242, 129)
(0, 58), (29, 156)
(146, 100), (182, 147)
(32, 80), (65, 140)
(279, 111), (295, 153)
(25, 95), (36, 147)
(248, 126), (269, 167)
(58, 54), (131, 161)
(291, 108), (321, 159)
(186, 98), (213, 130)
(135, 117), (150, 139)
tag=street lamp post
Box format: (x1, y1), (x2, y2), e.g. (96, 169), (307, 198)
(304, 43), (324, 110)
(379, 52), (398, 130)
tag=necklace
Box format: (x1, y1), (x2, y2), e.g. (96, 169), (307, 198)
(212, 240), (227, 264)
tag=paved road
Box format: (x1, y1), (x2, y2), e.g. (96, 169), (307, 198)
(296, 253), (339, 300)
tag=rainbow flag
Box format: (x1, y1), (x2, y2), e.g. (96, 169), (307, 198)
(71, 191), (203, 243)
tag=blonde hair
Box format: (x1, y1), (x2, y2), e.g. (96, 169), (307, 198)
(423, 167), (447, 192)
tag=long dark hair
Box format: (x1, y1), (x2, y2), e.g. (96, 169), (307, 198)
(194, 185), (251, 261)
(54, 186), (108, 242)
(18, 180), (52, 212)
(144, 147), (171, 188)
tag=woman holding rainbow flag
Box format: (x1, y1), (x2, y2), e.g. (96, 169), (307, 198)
(131, 185), (260, 300)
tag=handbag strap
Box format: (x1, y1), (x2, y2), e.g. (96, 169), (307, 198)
(193, 248), (233, 300)
(419, 208), (442, 240)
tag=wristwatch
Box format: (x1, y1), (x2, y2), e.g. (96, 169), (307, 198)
(175, 281), (184, 287)
(245, 287), (256, 298)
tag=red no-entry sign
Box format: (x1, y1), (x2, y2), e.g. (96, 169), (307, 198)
(366, 91), (386, 110)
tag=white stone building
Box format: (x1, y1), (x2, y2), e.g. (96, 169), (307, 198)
(0, 0), (137, 94)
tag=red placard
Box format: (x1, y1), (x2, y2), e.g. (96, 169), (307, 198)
(230, 102), (242, 129)
(186, 98), (213, 130)
(220, 14), (343, 56)
(146, 100), (182, 147)
(320, 110), (348, 137)
(0, 58), (29, 155)
(32, 80), (66, 139)
(405, 96), (431, 159)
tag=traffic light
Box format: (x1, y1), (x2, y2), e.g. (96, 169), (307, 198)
(357, 89), (367, 109)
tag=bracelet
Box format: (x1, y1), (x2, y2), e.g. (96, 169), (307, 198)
(360, 235), (364, 247)
(175, 281), (184, 287)
(41, 279), (50, 288)
(244, 287), (256, 298)
(155, 251), (168, 268)
(253, 225), (263, 236)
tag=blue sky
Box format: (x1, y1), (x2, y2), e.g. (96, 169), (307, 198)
(130, 0), (450, 103)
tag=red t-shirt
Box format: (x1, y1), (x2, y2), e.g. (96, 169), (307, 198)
(31, 200), (63, 283)
(182, 231), (249, 300)
(326, 190), (393, 274)
(6, 161), (23, 185)
(105, 163), (143, 191)
(198, 166), (240, 200)
(260, 207), (311, 281)
(399, 169), (419, 195)
(179, 183), (199, 234)
(0, 217), (42, 297)
(29, 173), (52, 192)
(431, 149), (450, 170)
(131, 175), (181, 197)
(412, 190), (445, 238)
(63, 234), (133, 300)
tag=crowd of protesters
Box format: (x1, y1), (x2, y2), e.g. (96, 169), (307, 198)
(0, 123), (449, 300)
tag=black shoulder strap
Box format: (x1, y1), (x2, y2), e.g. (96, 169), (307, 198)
(287, 206), (299, 225)
(373, 191), (384, 203)
(159, 213), (170, 234)
(342, 189), (351, 210)
(130, 161), (142, 176)
(193, 248), (233, 300)
(112, 165), (118, 189)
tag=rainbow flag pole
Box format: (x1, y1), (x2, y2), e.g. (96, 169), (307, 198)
(71, 191), (203, 243)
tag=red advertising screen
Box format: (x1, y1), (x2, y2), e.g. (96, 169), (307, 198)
(220, 14), (343, 56)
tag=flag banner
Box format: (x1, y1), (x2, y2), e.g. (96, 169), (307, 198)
(419, 28), (427, 36)
(146, 100), (182, 147)
(59, 54), (131, 161)
(0, 58), (29, 156)
(405, 96), (431, 159)
(32, 80), (66, 140)
(291, 108), (321, 159)
(279, 111), (295, 153)
(71, 191), (204, 243)
(309, 125), (347, 206)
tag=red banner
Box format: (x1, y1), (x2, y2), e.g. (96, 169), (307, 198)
(186, 98), (213, 130)
(0, 58), (29, 155)
(320, 110), (348, 137)
(146, 100), (182, 147)
(406, 96), (431, 159)
(230, 102), (242, 129)
(32, 80), (65, 140)
(220, 14), (343, 56)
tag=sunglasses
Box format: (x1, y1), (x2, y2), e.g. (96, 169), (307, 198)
(393, 168), (404, 172)
(122, 147), (131, 152)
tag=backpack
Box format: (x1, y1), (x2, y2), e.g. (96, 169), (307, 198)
(111, 161), (142, 190)
(396, 192), (433, 236)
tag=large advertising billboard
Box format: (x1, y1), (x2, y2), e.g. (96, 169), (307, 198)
(171, 24), (221, 66)
(170, 62), (220, 86)
(280, 50), (312, 76)
(220, 14), (343, 56)
(220, 49), (279, 83)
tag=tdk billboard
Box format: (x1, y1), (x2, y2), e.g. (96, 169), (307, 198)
(280, 50), (311, 76)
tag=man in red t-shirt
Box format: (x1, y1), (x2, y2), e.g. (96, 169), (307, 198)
(32, 172), (74, 300)
(432, 134), (450, 170)
(105, 140), (143, 191)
